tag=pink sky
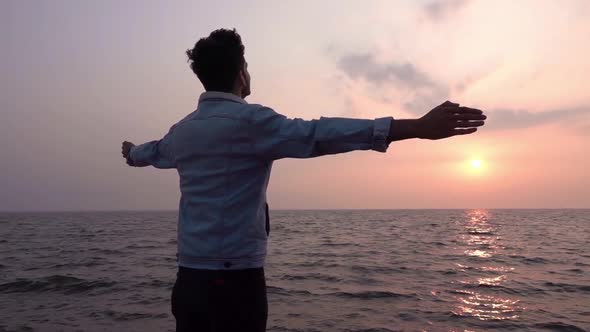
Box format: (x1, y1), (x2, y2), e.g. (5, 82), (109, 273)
(1, 0), (589, 210)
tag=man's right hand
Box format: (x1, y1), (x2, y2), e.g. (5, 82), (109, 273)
(416, 101), (486, 140)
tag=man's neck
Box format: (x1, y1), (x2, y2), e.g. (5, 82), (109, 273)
(200, 91), (248, 104)
(231, 88), (244, 99)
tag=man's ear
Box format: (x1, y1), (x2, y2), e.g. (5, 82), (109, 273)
(238, 69), (247, 86)
(233, 70), (245, 91)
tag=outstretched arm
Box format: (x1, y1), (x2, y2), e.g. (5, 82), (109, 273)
(251, 100), (486, 160)
(121, 128), (176, 169)
(251, 108), (392, 160)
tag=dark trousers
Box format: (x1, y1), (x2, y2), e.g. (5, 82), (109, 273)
(171, 266), (268, 332)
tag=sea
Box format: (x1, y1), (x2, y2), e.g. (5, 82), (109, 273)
(0, 209), (588, 332)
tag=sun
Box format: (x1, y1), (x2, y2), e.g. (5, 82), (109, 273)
(465, 158), (486, 176)
(471, 159), (483, 169)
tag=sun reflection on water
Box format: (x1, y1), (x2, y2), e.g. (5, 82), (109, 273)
(451, 209), (522, 322)
(459, 275), (507, 286)
(453, 289), (520, 321)
(464, 249), (492, 258)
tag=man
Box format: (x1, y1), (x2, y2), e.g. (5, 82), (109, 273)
(121, 28), (486, 332)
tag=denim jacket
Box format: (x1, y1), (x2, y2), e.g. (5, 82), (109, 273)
(129, 91), (393, 270)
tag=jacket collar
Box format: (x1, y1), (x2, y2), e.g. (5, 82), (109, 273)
(198, 91), (247, 104)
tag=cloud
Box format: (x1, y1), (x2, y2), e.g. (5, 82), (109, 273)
(402, 86), (450, 115)
(337, 52), (450, 115)
(337, 53), (435, 89)
(485, 108), (590, 131)
(424, 0), (471, 21)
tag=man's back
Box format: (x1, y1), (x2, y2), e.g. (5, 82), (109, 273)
(172, 93), (271, 270)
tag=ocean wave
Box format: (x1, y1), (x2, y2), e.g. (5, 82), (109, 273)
(508, 255), (550, 264)
(0, 323), (35, 332)
(350, 265), (407, 274)
(134, 279), (174, 289)
(543, 282), (590, 293)
(342, 329), (395, 332)
(453, 284), (526, 296)
(51, 259), (107, 269)
(320, 242), (362, 247)
(0, 275), (117, 294)
(533, 322), (587, 332)
(459, 282), (509, 290)
(266, 286), (313, 297)
(88, 310), (168, 321)
(125, 243), (160, 249)
(279, 273), (343, 282)
(297, 251), (356, 258)
(467, 230), (495, 235)
(267, 326), (322, 332)
(87, 248), (125, 255)
(328, 290), (414, 300)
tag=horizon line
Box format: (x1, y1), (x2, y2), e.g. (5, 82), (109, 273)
(1, 207), (589, 213)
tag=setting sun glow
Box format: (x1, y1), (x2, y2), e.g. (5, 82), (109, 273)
(464, 158), (487, 176)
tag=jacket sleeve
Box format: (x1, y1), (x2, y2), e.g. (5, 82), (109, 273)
(251, 106), (393, 160)
(128, 127), (176, 169)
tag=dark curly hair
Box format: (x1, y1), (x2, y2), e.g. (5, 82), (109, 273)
(186, 28), (245, 92)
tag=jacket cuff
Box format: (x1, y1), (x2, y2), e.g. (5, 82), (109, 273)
(372, 117), (393, 152)
(127, 146), (137, 166)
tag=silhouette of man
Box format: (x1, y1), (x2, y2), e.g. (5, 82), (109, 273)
(121, 28), (486, 332)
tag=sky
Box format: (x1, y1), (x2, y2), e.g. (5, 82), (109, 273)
(1, 0), (589, 211)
